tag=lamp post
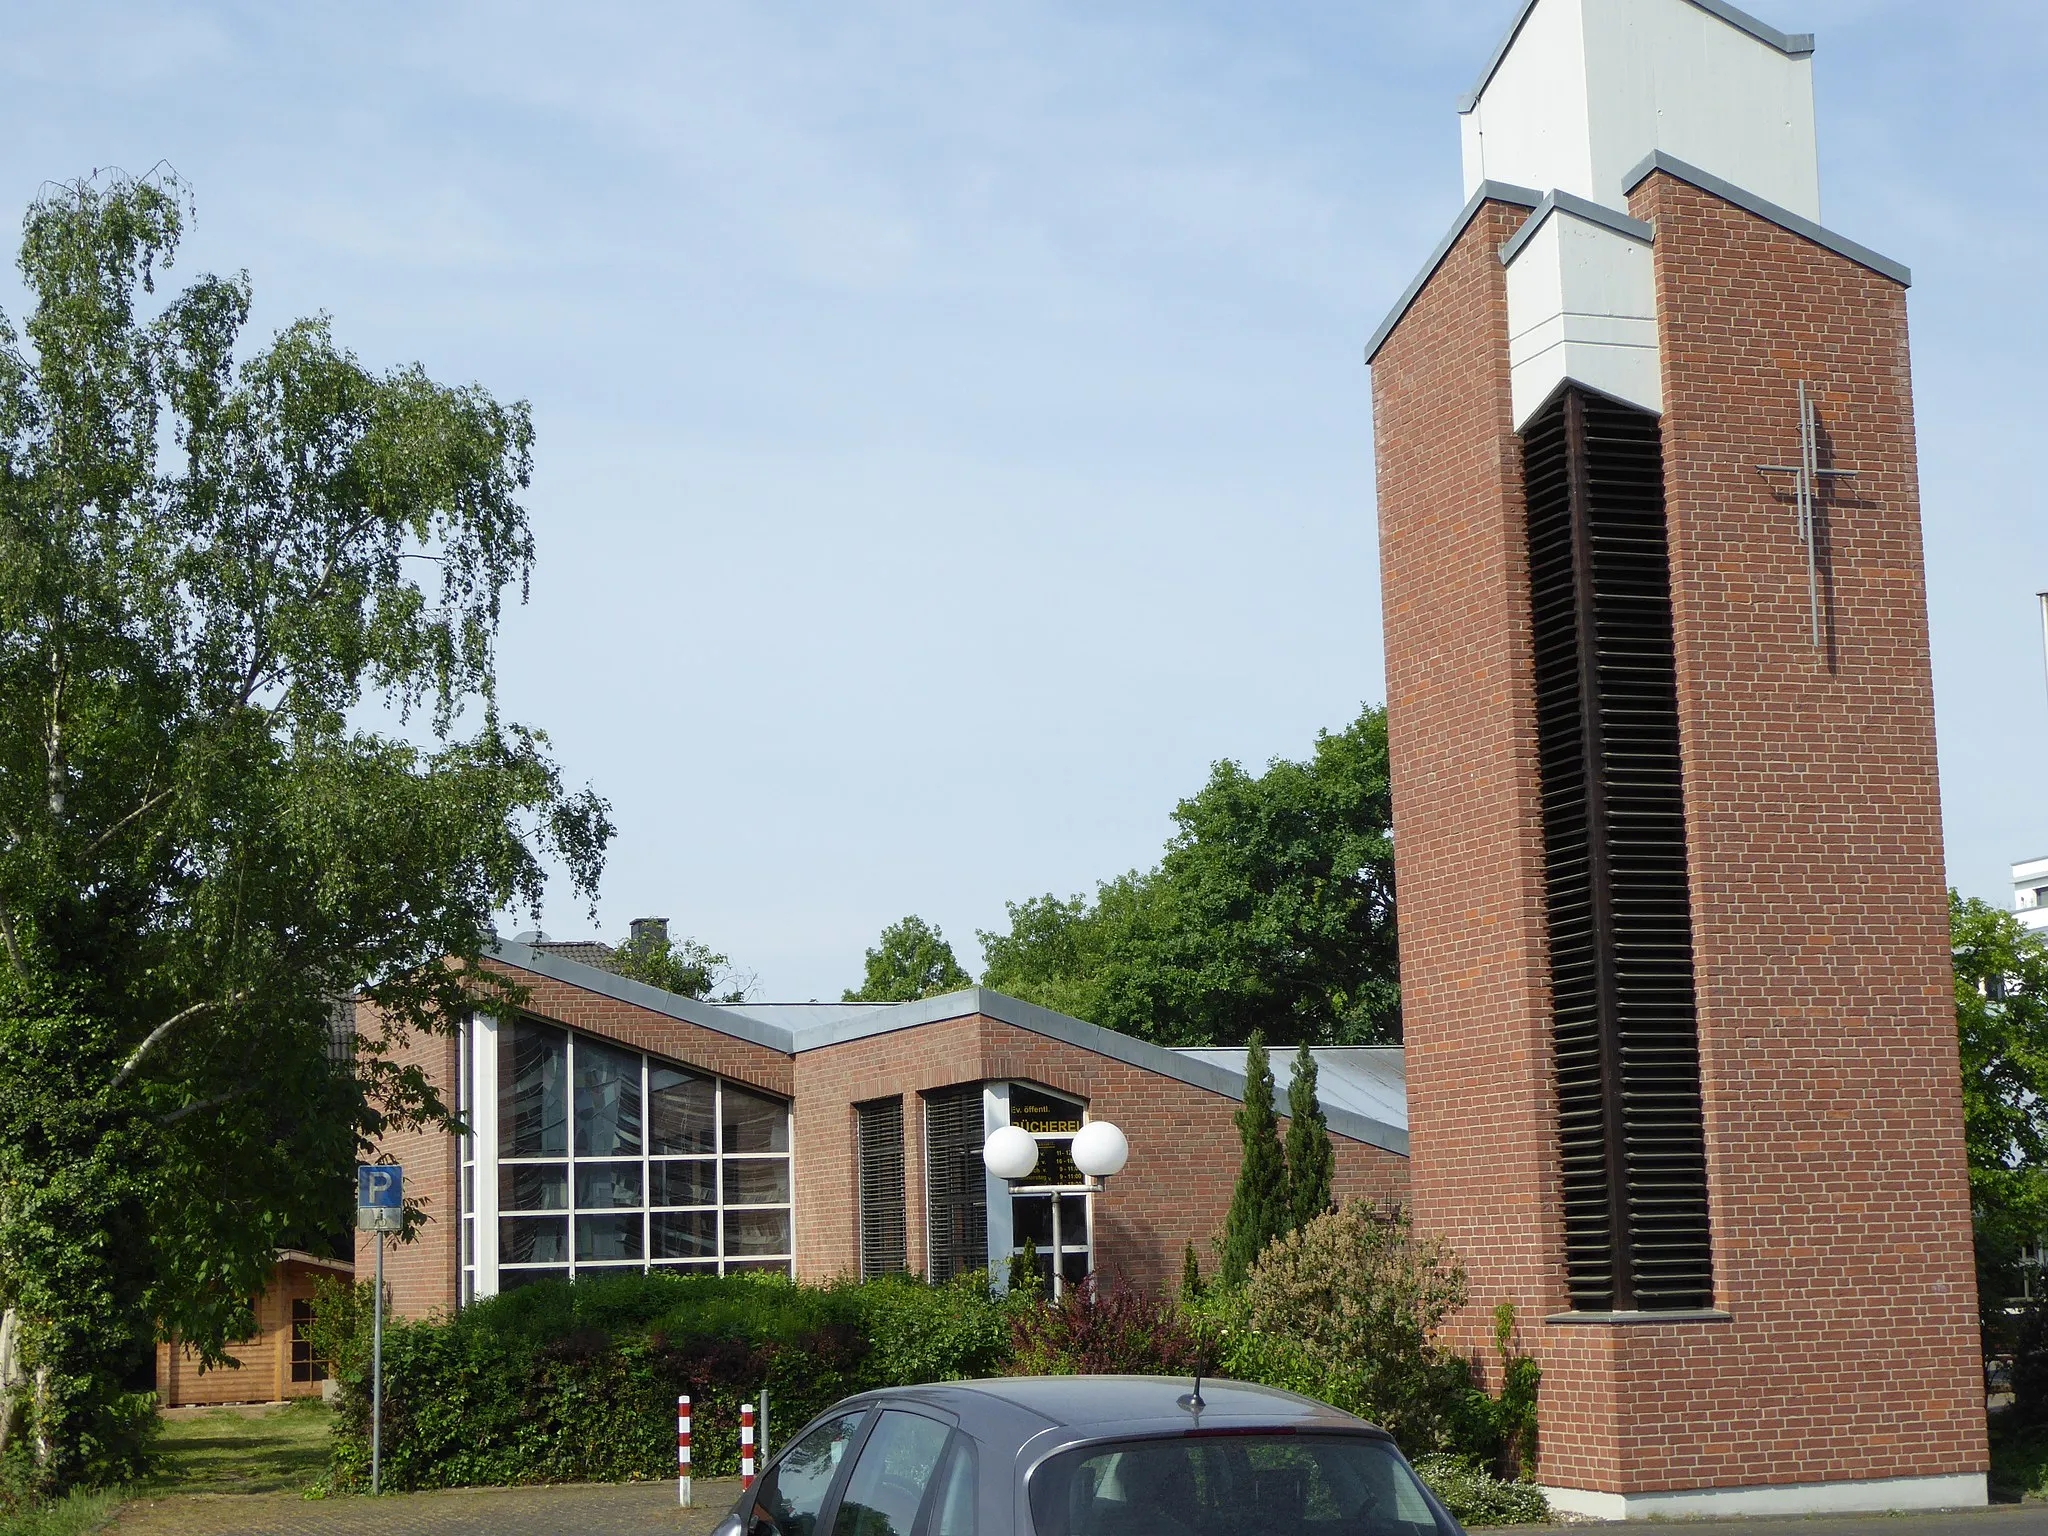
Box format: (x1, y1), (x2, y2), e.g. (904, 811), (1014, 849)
(1070, 1121), (1130, 1187)
(983, 1124), (1040, 1182)
(983, 1116), (1128, 1295)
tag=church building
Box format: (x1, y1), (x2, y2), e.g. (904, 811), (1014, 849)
(360, 936), (1409, 1315)
(356, 0), (1987, 1517)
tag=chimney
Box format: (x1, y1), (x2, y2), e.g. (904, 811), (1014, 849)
(630, 917), (669, 949)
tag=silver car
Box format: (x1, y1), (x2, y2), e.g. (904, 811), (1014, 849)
(714, 1376), (1465, 1536)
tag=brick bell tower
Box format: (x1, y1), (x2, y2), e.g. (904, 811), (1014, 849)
(1368, 0), (1986, 1517)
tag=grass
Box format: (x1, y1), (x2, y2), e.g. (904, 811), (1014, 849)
(0, 1485), (127, 1536)
(0, 1400), (337, 1535)
(144, 1398), (335, 1497)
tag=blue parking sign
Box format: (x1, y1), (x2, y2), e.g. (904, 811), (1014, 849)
(357, 1164), (404, 1232)
(358, 1164), (402, 1207)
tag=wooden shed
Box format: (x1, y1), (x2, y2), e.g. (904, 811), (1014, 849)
(156, 1250), (353, 1408)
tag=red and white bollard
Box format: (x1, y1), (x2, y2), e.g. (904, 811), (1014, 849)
(677, 1394), (692, 1508)
(741, 1402), (756, 1491)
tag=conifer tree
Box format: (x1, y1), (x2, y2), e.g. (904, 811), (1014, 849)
(1219, 1031), (1291, 1286)
(1180, 1241), (1205, 1303)
(1285, 1040), (1335, 1229)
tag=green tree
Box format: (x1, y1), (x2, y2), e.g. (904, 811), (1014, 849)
(0, 171), (610, 1489)
(1219, 1032), (1291, 1287)
(844, 915), (971, 1002)
(611, 921), (751, 1002)
(1952, 894), (2048, 1325)
(979, 705), (1398, 1046)
(1285, 1040), (1334, 1229)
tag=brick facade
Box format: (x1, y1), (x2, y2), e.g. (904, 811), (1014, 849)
(1372, 176), (1985, 1494)
(1373, 192), (1567, 1352)
(353, 1002), (461, 1322)
(794, 1015), (1408, 1293)
(361, 972), (1409, 1317)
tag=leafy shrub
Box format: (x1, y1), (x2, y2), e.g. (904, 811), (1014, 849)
(1411, 1454), (1551, 1527)
(305, 1277), (373, 1383)
(319, 1228), (1543, 1496)
(1446, 1304), (1539, 1479)
(319, 1268), (1016, 1492)
(1204, 1203), (1472, 1451)
(1009, 1274), (1211, 1377)
(856, 1273), (1017, 1385)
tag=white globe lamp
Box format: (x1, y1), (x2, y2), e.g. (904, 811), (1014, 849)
(982, 1124), (1040, 1181)
(1071, 1120), (1130, 1182)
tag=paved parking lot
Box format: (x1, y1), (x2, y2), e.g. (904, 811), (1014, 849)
(108, 1480), (2048, 1536)
(110, 1476), (744, 1536)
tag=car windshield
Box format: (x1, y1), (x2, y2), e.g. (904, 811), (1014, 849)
(1029, 1433), (1449, 1536)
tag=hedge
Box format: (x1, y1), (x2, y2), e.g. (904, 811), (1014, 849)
(312, 1215), (1547, 1525)
(315, 1270), (1017, 1492)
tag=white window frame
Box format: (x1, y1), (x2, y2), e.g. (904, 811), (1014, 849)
(461, 1016), (793, 1300)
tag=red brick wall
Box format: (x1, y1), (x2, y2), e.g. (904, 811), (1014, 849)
(792, 1017), (989, 1280)
(979, 1019), (1408, 1296)
(1595, 169), (1982, 1490)
(1373, 179), (1986, 1493)
(1372, 195), (1569, 1343)
(792, 1013), (1409, 1293)
(354, 1001), (462, 1322)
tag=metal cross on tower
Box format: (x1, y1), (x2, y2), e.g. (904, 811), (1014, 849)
(1757, 382), (1857, 651)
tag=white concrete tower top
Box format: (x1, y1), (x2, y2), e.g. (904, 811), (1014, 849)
(1459, 0), (1819, 220)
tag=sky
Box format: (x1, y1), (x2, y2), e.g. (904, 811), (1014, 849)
(3, 1), (2044, 1002)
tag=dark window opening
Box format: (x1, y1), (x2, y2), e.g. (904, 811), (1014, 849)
(290, 1297), (327, 1383)
(1522, 383), (1713, 1313)
(924, 1085), (987, 1283)
(857, 1097), (908, 1278)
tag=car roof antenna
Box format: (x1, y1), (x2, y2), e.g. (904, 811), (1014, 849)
(1177, 1375), (1205, 1415)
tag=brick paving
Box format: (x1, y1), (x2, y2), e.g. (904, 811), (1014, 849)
(110, 1476), (743, 1536)
(108, 1479), (2048, 1536)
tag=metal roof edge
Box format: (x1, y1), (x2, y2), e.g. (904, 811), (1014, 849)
(1623, 150), (1910, 286)
(1456, 0), (1814, 115)
(1365, 179), (1543, 365)
(485, 938), (796, 1053)
(791, 988), (1408, 1154)
(972, 992), (1410, 1156)
(789, 990), (976, 1051)
(1498, 188), (1655, 267)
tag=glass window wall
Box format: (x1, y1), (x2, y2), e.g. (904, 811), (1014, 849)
(479, 1017), (793, 1289)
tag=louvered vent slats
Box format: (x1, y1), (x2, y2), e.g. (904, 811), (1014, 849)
(923, 1085), (988, 1283)
(1523, 385), (1713, 1313)
(857, 1096), (908, 1278)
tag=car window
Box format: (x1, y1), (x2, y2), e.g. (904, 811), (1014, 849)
(831, 1410), (955, 1536)
(750, 1412), (866, 1536)
(928, 1436), (977, 1536)
(1029, 1434), (1447, 1536)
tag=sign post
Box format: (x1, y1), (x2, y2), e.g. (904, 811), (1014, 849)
(356, 1164), (404, 1496)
